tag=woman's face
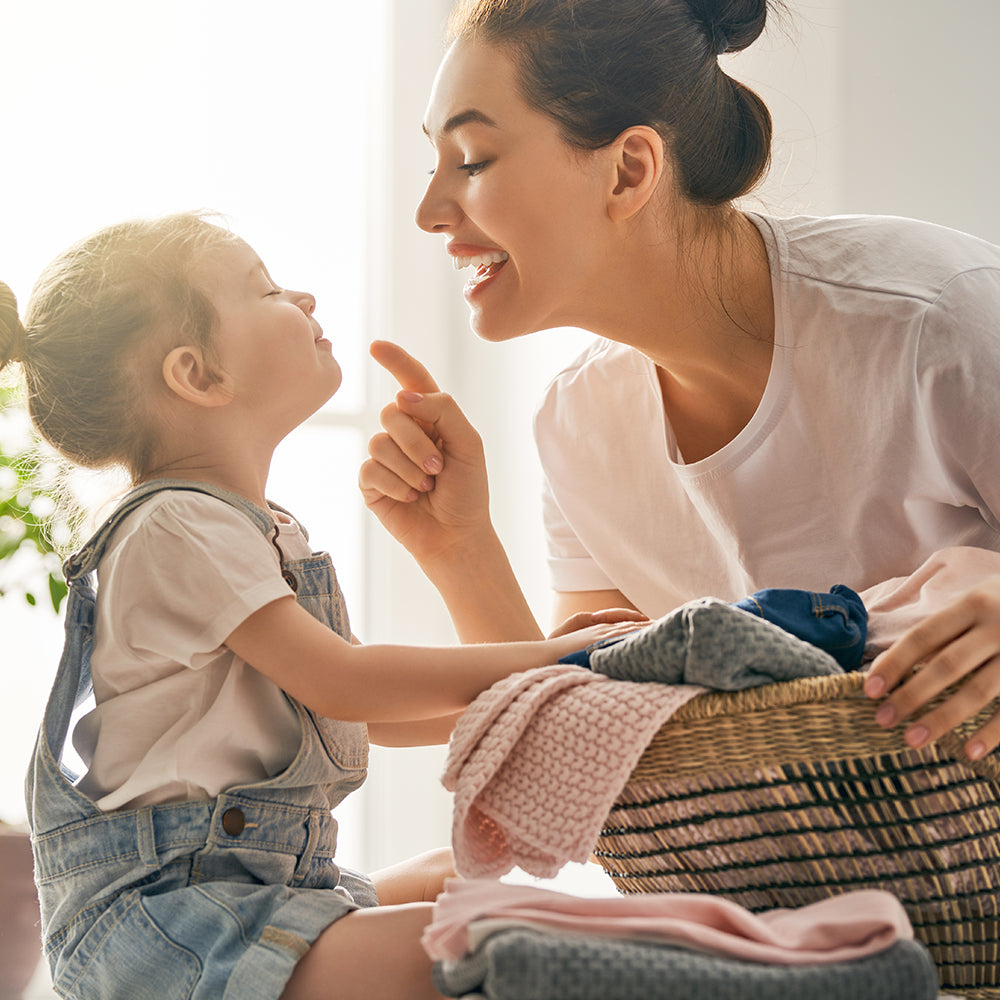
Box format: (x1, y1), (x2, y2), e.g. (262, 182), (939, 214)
(416, 36), (612, 341)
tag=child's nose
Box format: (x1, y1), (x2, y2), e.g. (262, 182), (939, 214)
(292, 290), (316, 314)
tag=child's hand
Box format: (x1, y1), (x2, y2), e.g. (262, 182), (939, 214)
(546, 616), (648, 661)
(548, 608), (648, 640)
(864, 575), (1000, 759)
(359, 340), (492, 562)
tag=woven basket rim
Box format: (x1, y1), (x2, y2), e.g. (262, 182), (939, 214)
(627, 669), (1000, 781)
(668, 671), (868, 723)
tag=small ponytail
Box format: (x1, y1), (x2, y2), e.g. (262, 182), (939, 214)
(0, 281), (28, 372)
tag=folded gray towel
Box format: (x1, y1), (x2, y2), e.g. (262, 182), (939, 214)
(587, 597), (844, 689)
(433, 927), (939, 1000)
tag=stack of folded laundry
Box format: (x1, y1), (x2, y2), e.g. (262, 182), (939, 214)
(422, 879), (939, 1000)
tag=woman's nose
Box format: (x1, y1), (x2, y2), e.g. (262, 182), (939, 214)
(415, 171), (461, 234)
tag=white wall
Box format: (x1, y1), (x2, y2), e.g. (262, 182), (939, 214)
(733, 0), (1000, 240)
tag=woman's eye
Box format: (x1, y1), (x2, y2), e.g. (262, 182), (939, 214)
(459, 160), (489, 177)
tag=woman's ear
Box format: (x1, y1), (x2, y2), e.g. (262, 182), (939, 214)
(606, 126), (665, 222)
(161, 346), (233, 407)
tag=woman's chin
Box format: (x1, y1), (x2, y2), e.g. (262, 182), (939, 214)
(469, 310), (540, 344)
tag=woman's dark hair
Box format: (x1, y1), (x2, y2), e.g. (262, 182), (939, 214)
(448, 0), (776, 206)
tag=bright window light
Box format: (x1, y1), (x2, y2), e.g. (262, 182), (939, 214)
(0, 0), (384, 877)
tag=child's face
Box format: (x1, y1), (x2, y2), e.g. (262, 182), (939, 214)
(200, 239), (342, 426)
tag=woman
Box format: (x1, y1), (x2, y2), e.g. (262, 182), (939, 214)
(360, 0), (1000, 759)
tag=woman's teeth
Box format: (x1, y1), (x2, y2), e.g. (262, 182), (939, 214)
(452, 251), (509, 270)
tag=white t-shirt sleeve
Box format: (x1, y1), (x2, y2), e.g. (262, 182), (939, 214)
(540, 473), (616, 593)
(98, 492), (295, 671)
(918, 266), (1000, 530)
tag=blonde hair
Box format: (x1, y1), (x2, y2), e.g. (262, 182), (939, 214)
(0, 213), (239, 481)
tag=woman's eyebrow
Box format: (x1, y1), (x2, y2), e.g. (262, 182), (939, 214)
(423, 108), (500, 139)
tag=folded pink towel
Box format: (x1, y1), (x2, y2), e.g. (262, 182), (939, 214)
(442, 664), (704, 879)
(423, 878), (914, 965)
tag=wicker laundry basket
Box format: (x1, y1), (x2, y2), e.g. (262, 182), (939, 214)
(594, 671), (1000, 993)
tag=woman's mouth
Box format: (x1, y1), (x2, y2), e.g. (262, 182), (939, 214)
(452, 250), (509, 290)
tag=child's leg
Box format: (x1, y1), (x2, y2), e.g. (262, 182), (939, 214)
(278, 902), (445, 1000)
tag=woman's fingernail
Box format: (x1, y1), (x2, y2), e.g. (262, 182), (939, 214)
(875, 703), (896, 727)
(967, 740), (987, 761)
(424, 456), (443, 474)
(405, 489), (419, 502)
(400, 391), (424, 403)
(905, 725), (930, 749)
(420, 476), (435, 491)
(865, 675), (886, 698)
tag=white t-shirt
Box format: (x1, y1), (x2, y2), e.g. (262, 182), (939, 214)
(73, 491), (309, 811)
(535, 214), (1000, 618)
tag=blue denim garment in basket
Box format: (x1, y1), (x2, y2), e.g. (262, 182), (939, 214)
(733, 584), (867, 670)
(25, 479), (377, 1000)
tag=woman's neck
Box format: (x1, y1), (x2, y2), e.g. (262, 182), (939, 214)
(586, 210), (776, 463)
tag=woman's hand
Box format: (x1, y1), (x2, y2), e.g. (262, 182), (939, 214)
(548, 607), (648, 640)
(360, 340), (542, 643)
(864, 575), (1000, 759)
(359, 340), (491, 563)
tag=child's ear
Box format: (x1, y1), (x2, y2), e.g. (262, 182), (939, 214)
(161, 346), (233, 407)
(606, 126), (665, 223)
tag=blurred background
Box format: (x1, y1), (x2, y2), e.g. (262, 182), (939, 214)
(1, 10), (998, 990)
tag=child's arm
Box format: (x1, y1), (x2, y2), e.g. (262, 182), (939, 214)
(366, 713), (464, 747)
(225, 594), (636, 724)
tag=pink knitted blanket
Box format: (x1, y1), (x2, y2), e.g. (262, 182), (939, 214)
(442, 664), (704, 879)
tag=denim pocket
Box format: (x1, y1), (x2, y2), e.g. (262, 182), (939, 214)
(55, 890), (201, 1000)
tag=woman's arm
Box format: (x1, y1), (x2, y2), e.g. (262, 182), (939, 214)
(225, 594), (634, 724)
(359, 340), (543, 642)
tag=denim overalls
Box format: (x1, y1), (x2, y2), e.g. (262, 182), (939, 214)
(25, 480), (378, 1000)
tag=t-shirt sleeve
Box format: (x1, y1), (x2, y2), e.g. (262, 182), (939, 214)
(918, 265), (1000, 533)
(98, 493), (295, 669)
(540, 474), (616, 593)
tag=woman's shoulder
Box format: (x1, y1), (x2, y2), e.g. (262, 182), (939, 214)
(534, 337), (659, 445)
(539, 337), (649, 399)
(756, 212), (1000, 302)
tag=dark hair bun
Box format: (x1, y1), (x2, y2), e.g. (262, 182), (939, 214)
(686, 0), (769, 54)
